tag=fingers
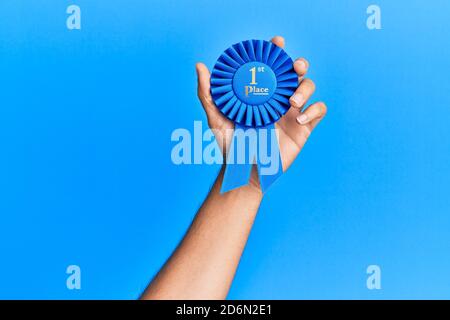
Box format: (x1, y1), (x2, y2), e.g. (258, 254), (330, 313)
(196, 62), (212, 106)
(271, 36), (312, 110)
(271, 36), (308, 77)
(293, 58), (309, 78)
(196, 62), (222, 122)
(289, 78), (316, 109)
(267, 38), (326, 129)
(296, 101), (327, 125)
(271, 35), (285, 48)
(196, 62), (229, 130)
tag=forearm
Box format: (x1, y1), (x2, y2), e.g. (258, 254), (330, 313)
(141, 166), (263, 300)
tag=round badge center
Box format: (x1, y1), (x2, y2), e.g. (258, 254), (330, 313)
(232, 62), (277, 105)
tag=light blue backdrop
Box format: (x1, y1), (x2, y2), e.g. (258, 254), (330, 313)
(0, 0), (449, 299)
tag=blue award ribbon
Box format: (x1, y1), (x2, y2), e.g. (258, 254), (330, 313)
(210, 40), (298, 193)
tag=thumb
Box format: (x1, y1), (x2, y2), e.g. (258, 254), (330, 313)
(196, 63), (219, 119)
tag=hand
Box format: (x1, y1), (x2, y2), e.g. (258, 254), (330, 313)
(196, 36), (327, 187)
(143, 38), (320, 300)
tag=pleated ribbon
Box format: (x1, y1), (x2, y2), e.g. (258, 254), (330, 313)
(210, 40), (298, 192)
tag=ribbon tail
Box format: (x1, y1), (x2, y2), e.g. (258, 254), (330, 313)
(221, 161), (253, 193)
(256, 124), (283, 193)
(221, 123), (283, 193)
(221, 124), (253, 193)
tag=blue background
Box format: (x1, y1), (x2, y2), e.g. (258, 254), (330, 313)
(1, 0), (449, 299)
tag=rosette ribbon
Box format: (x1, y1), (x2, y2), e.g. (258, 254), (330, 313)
(211, 40), (298, 193)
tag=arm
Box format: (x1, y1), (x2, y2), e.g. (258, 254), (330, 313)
(140, 167), (262, 300)
(141, 36), (327, 300)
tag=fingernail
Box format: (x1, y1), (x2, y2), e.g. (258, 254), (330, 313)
(290, 93), (304, 107)
(296, 60), (306, 70)
(296, 114), (309, 124)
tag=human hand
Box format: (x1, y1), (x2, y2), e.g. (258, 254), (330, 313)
(196, 36), (327, 186)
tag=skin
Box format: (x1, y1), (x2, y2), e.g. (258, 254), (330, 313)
(141, 36), (327, 300)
